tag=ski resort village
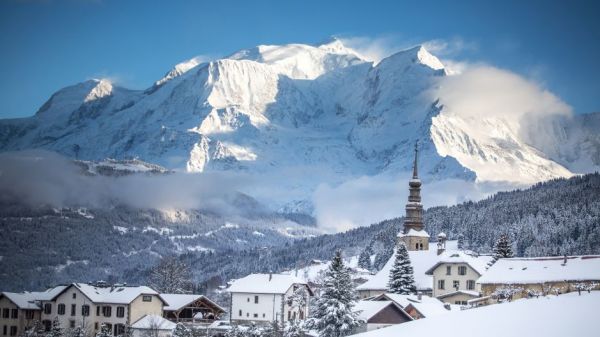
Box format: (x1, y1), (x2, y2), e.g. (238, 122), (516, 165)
(2, 148), (599, 337)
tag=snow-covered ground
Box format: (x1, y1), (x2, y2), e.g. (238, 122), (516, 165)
(352, 291), (600, 337)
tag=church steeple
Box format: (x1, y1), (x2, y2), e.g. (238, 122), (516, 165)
(398, 140), (429, 251)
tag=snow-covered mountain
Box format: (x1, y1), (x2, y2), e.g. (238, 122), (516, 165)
(1, 38), (598, 210)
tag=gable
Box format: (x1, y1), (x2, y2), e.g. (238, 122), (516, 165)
(368, 304), (413, 324)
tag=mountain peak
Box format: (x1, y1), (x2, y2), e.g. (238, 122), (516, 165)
(382, 45), (445, 71)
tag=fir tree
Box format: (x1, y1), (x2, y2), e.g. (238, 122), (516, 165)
(47, 318), (63, 337)
(357, 246), (372, 271)
(283, 320), (304, 337)
(70, 327), (85, 337)
(224, 326), (244, 337)
(307, 250), (361, 337)
(172, 324), (192, 337)
(387, 242), (416, 294)
(487, 234), (514, 268)
(372, 245), (393, 271)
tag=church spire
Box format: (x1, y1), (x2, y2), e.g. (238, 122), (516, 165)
(412, 141), (419, 179)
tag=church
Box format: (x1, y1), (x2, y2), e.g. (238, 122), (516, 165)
(357, 143), (478, 299)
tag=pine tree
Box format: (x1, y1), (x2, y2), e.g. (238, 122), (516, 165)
(224, 326), (244, 337)
(357, 246), (372, 271)
(70, 327), (85, 337)
(283, 320), (304, 337)
(387, 242), (416, 294)
(487, 234), (514, 268)
(307, 250), (361, 337)
(172, 324), (192, 337)
(47, 318), (63, 337)
(457, 234), (465, 250)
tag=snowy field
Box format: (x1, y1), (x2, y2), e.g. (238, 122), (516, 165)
(352, 291), (600, 337)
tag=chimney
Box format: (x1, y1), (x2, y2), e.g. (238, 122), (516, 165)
(269, 272), (272, 281)
(563, 255), (568, 265)
(417, 293), (422, 301)
(437, 232), (447, 255)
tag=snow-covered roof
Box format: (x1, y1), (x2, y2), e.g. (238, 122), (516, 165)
(397, 229), (430, 238)
(351, 292), (600, 337)
(405, 300), (453, 318)
(425, 251), (491, 276)
(354, 300), (410, 322)
(436, 290), (480, 299)
(372, 293), (444, 309)
(161, 293), (224, 312)
(1, 286), (68, 309)
(227, 274), (309, 294)
(131, 315), (176, 330)
(53, 283), (165, 305)
(357, 241), (459, 291)
(477, 255), (600, 284)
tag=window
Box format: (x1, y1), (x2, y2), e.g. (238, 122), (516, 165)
(82, 305), (90, 317)
(10, 310), (17, 319)
(102, 306), (111, 317)
(9, 327), (16, 337)
(238, 310), (242, 317)
(142, 296), (152, 302)
(467, 280), (475, 290)
(247, 298), (250, 302)
(3, 325), (6, 335)
(43, 304), (51, 315)
(453, 280), (460, 289)
(262, 314), (265, 318)
(287, 311), (291, 320)
(437, 280), (445, 290)
(299, 311), (304, 320)
(458, 266), (467, 275)
(94, 323), (99, 330)
(72, 293), (76, 299)
(116, 307), (125, 318)
(42, 320), (51, 332)
(253, 313), (258, 318)
(455, 301), (467, 306)
(71, 304), (76, 316)
(25, 311), (34, 320)
(57, 304), (65, 315)
(254, 296), (259, 304)
(446, 266), (451, 275)
(114, 324), (125, 336)
(69, 321), (75, 329)
(415, 243), (419, 250)
(96, 306), (100, 316)
(2, 309), (9, 318)
(246, 313), (249, 317)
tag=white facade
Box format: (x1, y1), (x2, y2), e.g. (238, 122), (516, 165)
(228, 274), (311, 325)
(425, 252), (489, 303)
(38, 284), (165, 336)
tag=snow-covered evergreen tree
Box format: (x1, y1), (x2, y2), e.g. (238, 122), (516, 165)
(148, 255), (192, 293)
(47, 318), (63, 337)
(387, 242), (416, 294)
(70, 326), (85, 337)
(487, 234), (514, 268)
(306, 250), (361, 337)
(357, 246), (372, 270)
(172, 324), (192, 337)
(224, 326), (244, 337)
(283, 320), (304, 337)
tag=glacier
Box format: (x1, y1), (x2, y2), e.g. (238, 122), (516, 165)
(0, 38), (598, 214)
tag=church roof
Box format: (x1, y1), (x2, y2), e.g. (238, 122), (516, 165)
(397, 228), (430, 238)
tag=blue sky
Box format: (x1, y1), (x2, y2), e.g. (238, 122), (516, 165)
(0, 0), (598, 119)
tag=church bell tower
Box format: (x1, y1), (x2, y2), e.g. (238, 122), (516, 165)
(398, 141), (430, 251)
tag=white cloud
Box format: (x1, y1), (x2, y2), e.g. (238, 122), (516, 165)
(338, 35), (412, 64)
(423, 37), (478, 57)
(312, 173), (513, 233)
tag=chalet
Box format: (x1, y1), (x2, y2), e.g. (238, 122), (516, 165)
(0, 286), (66, 337)
(369, 293), (454, 320)
(353, 300), (412, 332)
(476, 255), (600, 302)
(161, 294), (225, 323)
(424, 251), (490, 305)
(227, 274), (313, 325)
(41, 283), (168, 336)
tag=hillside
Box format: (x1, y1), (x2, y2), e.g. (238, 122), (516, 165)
(5, 172), (597, 292)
